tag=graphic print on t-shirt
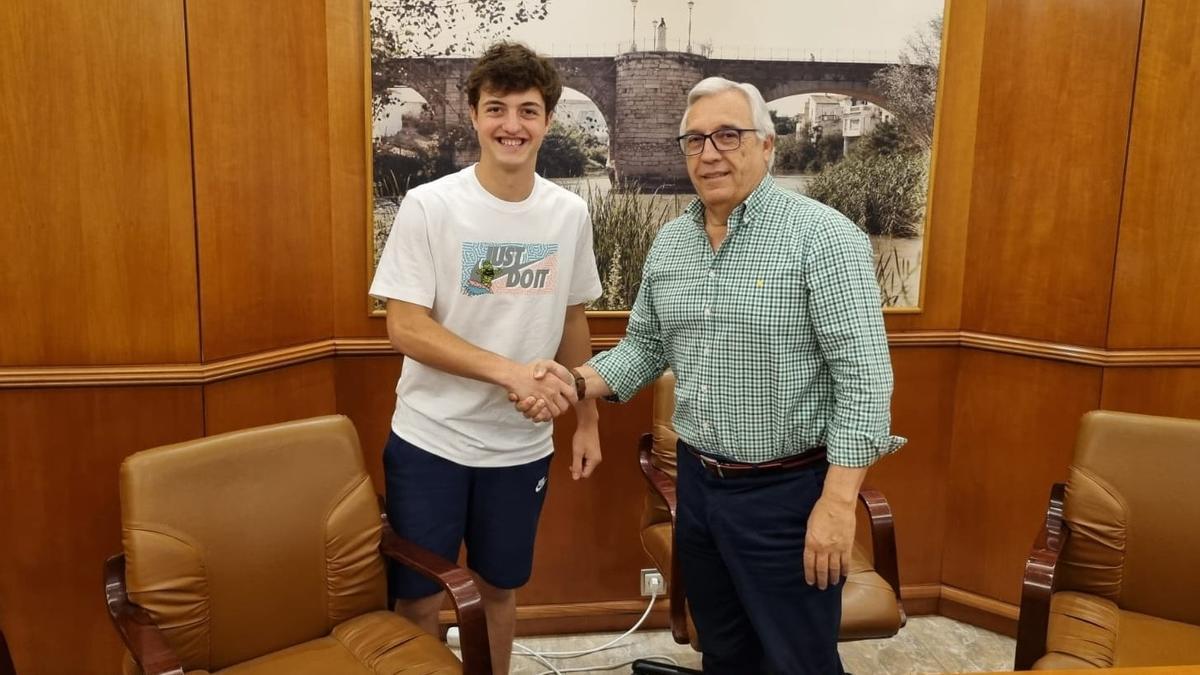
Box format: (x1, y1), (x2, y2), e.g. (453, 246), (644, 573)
(461, 242), (559, 296)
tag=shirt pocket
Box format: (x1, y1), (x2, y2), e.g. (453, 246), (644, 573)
(727, 268), (803, 335)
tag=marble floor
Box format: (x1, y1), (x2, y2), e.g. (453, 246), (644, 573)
(490, 616), (1015, 674)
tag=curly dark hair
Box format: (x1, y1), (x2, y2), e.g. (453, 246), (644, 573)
(466, 42), (562, 115)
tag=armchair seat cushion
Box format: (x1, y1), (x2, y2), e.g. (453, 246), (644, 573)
(124, 612), (461, 675)
(841, 550), (904, 640)
(1033, 591), (1200, 670)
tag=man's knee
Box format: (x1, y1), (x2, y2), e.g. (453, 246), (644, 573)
(394, 590), (444, 617)
(474, 575), (517, 603)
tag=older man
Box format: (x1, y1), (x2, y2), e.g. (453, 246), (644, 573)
(521, 77), (905, 674)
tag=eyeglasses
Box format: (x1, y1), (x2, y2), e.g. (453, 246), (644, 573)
(676, 128), (757, 156)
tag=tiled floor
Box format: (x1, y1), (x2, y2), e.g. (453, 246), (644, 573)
(495, 616), (1015, 674)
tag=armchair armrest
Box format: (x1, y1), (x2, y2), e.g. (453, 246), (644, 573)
(1, 624), (15, 675)
(637, 434), (689, 645)
(858, 488), (905, 623)
(379, 522), (492, 675)
(1014, 482), (1068, 671)
(103, 554), (184, 675)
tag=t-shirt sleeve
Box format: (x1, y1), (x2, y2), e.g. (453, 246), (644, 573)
(567, 208), (603, 306)
(369, 195), (436, 309)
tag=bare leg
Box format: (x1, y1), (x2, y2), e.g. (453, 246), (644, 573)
(394, 591), (444, 638)
(476, 576), (517, 675)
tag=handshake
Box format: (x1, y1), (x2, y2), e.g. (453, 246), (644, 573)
(504, 359), (579, 423)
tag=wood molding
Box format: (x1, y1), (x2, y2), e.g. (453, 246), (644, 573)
(938, 584), (1020, 638)
(433, 585), (945, 638)
(5, 331), (1199, 388)
(0, 341), (336, 389)
(901, 583), (944, 616)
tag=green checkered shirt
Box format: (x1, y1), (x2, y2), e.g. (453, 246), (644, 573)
(589, 175), (905, 468)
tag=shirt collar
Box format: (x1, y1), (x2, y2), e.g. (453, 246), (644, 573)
(685, 173), (776, 232)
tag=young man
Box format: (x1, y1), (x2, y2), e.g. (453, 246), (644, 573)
(369, 42), (603, 673)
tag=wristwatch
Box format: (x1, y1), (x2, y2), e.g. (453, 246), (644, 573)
(569, 367), (586, 400)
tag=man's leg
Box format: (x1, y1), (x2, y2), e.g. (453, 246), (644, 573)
(465, 453), (553, 675)
(383, 434), (469, 635)
(675, 445), (766, 674)
(709, 463), (844, 675)
(475, 575), (516, 675)
(394, 592), (444, 637)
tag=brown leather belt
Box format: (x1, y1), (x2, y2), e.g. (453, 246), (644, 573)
(683, 442), (828, 479)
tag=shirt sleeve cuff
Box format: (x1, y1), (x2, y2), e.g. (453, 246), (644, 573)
(586, 351), (643, 403)
(826, 430), (907, 468)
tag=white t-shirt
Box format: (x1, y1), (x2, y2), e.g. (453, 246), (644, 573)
(370, 165), (603, 467)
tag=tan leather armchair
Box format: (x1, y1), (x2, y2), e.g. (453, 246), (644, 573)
(103, 415), (490, 675)
(1016, 411), (1200, 670)
(637, 372), (906, 648)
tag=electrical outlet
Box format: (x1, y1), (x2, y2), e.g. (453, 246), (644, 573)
(640, 568), (666, 597)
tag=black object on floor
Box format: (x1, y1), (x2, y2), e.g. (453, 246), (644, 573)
(630, 658), (703, 674)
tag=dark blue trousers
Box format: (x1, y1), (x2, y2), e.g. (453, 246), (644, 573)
(676, 441), (845, 675)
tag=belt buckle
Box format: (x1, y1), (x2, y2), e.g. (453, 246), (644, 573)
(699, 453), (725, 478)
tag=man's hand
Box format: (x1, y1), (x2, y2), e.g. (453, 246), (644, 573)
(570, 420), (602, 479)
(803, 494), (856, 590)
(503, 360), (576, 421)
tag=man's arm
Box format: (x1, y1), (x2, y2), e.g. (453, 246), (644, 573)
(802, 216), (905, 589)
(386, 299), (576, 415)
(554, 304), (602, 479)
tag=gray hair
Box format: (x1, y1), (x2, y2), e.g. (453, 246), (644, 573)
(679, 77), (776, 171)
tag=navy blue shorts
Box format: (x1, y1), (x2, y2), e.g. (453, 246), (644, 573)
(383, 433), (552, 600)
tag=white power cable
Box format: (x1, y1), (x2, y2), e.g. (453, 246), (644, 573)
(514, 642), (564, 675)
(507, 588), (673, 673)
(515, 588), (659, 658)
(534, 654), (681, 675)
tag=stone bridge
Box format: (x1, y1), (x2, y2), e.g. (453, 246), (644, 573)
(391, 53), (896, 189)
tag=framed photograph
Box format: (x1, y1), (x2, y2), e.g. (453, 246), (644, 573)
(367, 0), (945, 316)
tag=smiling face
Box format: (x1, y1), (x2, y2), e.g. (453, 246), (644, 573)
(470, 86), (551, 174)
(682, 89), (773, 216)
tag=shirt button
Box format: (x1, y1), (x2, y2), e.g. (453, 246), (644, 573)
(701, 384), (708, 393)
(708, 271), (716, 278)
(703, 307), (711, 316)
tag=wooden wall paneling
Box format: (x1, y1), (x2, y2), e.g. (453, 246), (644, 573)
(523, 390), (657, 606)
(204, 359), (338, 435)
(1100, 368), (1200, 420)
(1108, 0), (1200, 349)
(335, 353), (660, 613)
(0, 0), (198, 366)
(328, 0), (385, 339)
(942, 350), (1101, 605)
(960, 0), (1142, 347)
(885, 0), (986, 333)
(0, 387), (204, 675)
(333, 354), (404, 493)
(188, 0), (335, 361)
(869, 347), (959, 589)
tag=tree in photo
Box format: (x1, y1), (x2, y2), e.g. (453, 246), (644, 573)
(536, 122), (589, 178)
(371, 0), (551, 116)
(806, 150), (927, 239)
(870, 14), (941, 151)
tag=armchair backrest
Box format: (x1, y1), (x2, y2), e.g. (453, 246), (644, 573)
(120, 415), (386, 671)
(642, 371), (679, 531)
(1059, 410), (1200, 625)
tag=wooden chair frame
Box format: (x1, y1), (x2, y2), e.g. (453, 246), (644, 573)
(1014, 482), (1069, 671)
(1, 624), (15, 675)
